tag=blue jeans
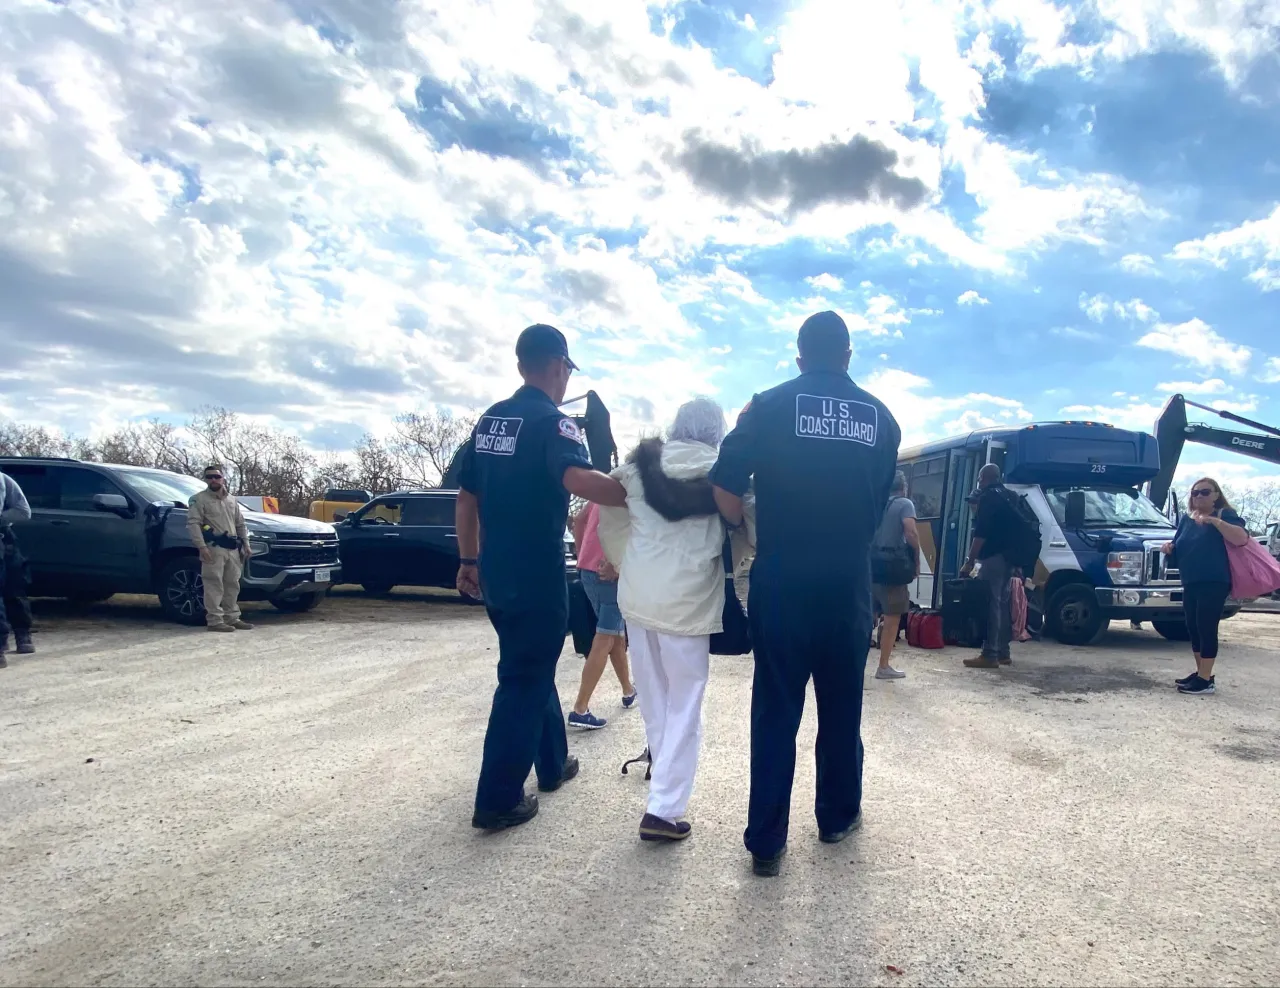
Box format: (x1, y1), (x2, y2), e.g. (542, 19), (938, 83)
(579, 569), (624, 636)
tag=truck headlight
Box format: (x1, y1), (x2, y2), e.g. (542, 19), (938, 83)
(1107, 551), (1144, 585)
(248, 539), (271, 556)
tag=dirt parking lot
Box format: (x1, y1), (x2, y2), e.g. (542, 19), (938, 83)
(2, 591), (1279, 988)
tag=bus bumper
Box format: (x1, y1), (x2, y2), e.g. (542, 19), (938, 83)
(1095, 587), (1183, 611)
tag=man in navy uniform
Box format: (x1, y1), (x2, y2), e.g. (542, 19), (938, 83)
(710, 311), (901, 876)
(456, 324), (627, 831)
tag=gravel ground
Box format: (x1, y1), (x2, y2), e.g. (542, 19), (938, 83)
(2, 591), (1279, 988)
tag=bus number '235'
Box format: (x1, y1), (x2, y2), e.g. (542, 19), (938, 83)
(1091, 463), (1107, 473)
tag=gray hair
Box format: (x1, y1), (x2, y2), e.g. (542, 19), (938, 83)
(668, 397), (727, 448)
(891, 470), (908, 495)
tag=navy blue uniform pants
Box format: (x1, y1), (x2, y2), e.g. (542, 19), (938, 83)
(744, 569), (873, 859)
(474, 605), (570, 814)
(0, 540), (33, 643)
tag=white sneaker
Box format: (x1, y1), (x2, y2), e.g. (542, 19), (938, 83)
(875, 666), (906, 680)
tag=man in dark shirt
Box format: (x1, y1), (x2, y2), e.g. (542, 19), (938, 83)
(960, 463), (1016, 668)
(455, 324), (627, 831)
(710, 311), (901, 877)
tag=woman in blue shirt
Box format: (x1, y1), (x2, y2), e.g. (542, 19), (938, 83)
(1161, 477), (1249, 695)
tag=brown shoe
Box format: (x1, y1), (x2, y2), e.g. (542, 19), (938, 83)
(963, 655), (1000, 669)
(207, 624), (235, 633)
(230, 620), (254, 631)
(998, 656), (1012, 666)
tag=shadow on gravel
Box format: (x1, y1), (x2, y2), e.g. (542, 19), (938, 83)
(1000, 663), (1163, 698)
(1217, 727), (1280, 763)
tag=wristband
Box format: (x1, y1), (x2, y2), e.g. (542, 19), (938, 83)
(459, 557), (478, 566)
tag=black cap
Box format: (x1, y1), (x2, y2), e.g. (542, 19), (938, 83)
(797, 310), (851, 362)
(516, 323), (578, 371)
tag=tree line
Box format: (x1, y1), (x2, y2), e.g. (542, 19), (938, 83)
(0, 407), (479, 516)
(2, 409), (1278, 530)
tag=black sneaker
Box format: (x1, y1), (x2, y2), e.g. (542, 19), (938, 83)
(538, 755), (580, 793)
(15, 631), (34, 655)
(1177, 675), (1216, 696)
(1175, 671), (1213, 687)
(751, 847), (787, 877)
(819, 811), (863, 844)
(639, 813), (692, 842)
(472, 794), (539, 831)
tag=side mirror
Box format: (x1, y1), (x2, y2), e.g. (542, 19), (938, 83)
(1065, 490), (1086, 529)
(93, 493), (133, 518)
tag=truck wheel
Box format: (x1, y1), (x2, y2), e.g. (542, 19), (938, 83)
(363, 583), (394, 596)
(270, 591), (324, 613)
(158, 556), (206, 626)
(1046, 584), (1106, 646)
(1152, 618), (1192, 642)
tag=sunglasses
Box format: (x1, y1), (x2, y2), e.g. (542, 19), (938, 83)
(205, 474), (224, 481)
(1190, 488), (1215, 498)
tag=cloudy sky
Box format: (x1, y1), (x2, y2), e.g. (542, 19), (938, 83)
(1, 0), (1278, 487)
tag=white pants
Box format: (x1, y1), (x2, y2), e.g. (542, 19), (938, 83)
(627, 622), (710, 822)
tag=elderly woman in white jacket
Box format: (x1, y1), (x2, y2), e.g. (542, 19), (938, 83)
(598, 397), (738, 843)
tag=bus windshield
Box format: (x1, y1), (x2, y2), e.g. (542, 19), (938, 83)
(1043, 486), (1173, 529)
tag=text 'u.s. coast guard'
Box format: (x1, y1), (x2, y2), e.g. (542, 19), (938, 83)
(794, 394), (878, 446)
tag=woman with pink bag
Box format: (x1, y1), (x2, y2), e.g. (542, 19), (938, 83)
(1161, 478), (1251, 695)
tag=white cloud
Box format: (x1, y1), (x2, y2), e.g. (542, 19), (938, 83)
(1080, 293), (1112, 323)
(1119, 253), (1157, 275)
(957, 289), (989, 305)
(1059, 401), (1164, 432)
(1051, 325), (1105, 342)
(806, 273), (844, 293)
(1262, 358), (1280, 384)
(1079, 292), (1157, 322)
(866, 367), (1032, 447)
(1170, 205), (1280, 291)
(1136, 319), (1252, 375)
(1156, 379), (1228, 395)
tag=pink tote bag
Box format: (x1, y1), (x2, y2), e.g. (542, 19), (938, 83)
(1226, 537), (1280, 600)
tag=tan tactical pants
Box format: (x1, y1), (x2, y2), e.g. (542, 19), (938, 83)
(202, 547), (243, 626)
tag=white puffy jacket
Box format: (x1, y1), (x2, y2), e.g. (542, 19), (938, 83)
(597, 440), (726, 637)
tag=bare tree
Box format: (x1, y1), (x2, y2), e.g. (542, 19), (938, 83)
(390, 408), (479, 488)
(1222, 482), (1280, 533)
(0, 421), (80, 458)
(350, 435), (403, 495)
(185, 407), (322, 516)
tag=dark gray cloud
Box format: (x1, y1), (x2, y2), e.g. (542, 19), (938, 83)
(673, 130), (930, 214)
(555, 268), (626, 313)
(207, 37), (424, 180)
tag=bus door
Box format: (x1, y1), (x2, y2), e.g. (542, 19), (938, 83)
(937, 448), (984, 602)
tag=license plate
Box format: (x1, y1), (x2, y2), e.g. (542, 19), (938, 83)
(314, 568), (331, 583)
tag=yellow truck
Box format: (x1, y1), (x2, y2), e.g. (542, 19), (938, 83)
(308, 488), (373, 524)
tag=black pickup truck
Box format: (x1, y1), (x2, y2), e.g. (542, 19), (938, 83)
(0, 457), (341, 624)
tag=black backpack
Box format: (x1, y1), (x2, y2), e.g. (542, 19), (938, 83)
(993, 486), (1042, 573)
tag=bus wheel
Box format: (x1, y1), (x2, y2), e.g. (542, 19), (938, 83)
(1047, 584), (1106, 646)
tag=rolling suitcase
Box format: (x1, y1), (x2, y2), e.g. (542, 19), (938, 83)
(941, 578), (988, 648)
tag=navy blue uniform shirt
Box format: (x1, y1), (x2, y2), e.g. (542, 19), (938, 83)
(1170, 508), (1245, 586)
(456, 385), (593, 612)
(710, 369), (901, 583)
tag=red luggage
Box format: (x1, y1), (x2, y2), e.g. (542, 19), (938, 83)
(907, 610), (944, 649)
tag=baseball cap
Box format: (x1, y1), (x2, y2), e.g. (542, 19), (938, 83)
(516, 323), (578, 371)
(797, 310), (851, 361)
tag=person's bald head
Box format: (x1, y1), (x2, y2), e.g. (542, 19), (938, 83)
(796, 311), (852, 373)
(978, 463), (1002, 488)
